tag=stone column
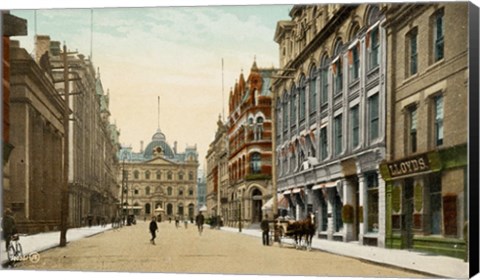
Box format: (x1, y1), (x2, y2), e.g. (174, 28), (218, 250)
(358, 174), (366, 245)
(327, 188), (334, 240)
(342, 179), (354, 242)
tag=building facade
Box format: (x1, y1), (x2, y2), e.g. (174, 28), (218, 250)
(227, 61), (274, 228)
(197, 171), (207, 212)
(206, 115), (229, 221)
(273, 4), (387, 246)
(33, 35), (121, 228)
(380, 3), (468, 259)
(118, 129), (199, 222)
(8, 40), (66, 233)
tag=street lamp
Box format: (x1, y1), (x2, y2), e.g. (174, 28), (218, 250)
(237, 198), (242, 233)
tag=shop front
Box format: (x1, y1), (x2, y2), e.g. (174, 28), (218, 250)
(380, 146), (467, 259)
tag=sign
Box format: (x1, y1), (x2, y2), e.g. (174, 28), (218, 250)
(380, 152), (441, 180)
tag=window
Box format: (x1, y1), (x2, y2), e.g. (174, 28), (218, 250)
(167, 171), (172, 180)
(309, 67), (317, 114)
(283, 92), (288, 131)
(145, 186), (150, 195)
(366, 172), (379, 233)
(434, 95), (444, 146)
(145, 170), (150, 180)
(189, 188), (194, 196)
(299, 76), (306, 121)
(251, 152), (261, 174)
(319, 192), (328, 231)
(179, 172), (184, 180)
(351, 105), (360, 148)
(334, 59), (343, 94)
(334, 115), (343, 156)
(369, 27), (380, 70)
(349, 45), (360, 81)
(429, 175), (442, 234)
(306, 135), (316, 157)
(189, 172), (194, 181)
(156, 171), (161, 180)
(133, 170), (139, 179)
(320, 56), (329, 105)
(167, 187), (172, 195)
(256, 116), (264, 123)
(407, 28), (418, 76)
(134, 188), (139, 195)
(179, 189), (184, 196)
(320, 127), (328, 160)
(368, 94), (379, 141)
(409, 106), (417, 153)
(255, 124), (263, 140)
(334, 191), (343, 232)
(248, 117), (254, 125)
(290, 85), (297, 127)
(433, 9), (444, 62)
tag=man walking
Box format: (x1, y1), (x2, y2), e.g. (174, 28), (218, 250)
(149, 216), (158, 245)
(261, 214), (270, 246)
(195, 211), (205, 235)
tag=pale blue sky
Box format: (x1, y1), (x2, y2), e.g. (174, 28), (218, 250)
(10, 4), (292, 169)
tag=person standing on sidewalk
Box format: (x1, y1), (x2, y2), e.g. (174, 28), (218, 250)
(2, 208), (17, 251)
(261, 214), (270, 246)
(149, 216), (158, 245)
(195, 211), (204, 235)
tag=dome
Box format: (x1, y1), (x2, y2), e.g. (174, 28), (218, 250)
(144, 129), (174, 159)
(152, 128), (166, 141)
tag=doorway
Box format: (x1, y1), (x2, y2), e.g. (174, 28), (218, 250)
(403, 178), (414, 249)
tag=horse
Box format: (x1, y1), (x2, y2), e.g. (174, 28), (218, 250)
(302, 212), (316, 251)
(283, 212), (316, 250)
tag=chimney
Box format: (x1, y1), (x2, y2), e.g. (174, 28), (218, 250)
(174, 141), (177, 154)
(140, 141), (144, 153)
(34, 35), (51, 64)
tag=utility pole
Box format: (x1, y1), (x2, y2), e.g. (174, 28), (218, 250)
(60, 44), (70, 247)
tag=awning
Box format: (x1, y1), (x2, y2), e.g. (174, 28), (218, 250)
(282, 189), (291, 195)
(312, 180), (340, 190)
(292, 188), (302, 193)
(154, 207), (164, 212)
(261, 196), (289, 210)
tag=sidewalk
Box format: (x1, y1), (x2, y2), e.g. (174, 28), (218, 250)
(1, 224), (113, 265)
(220, 226), (469, 279)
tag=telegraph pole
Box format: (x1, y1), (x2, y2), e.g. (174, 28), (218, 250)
(60, 44), (70, 247)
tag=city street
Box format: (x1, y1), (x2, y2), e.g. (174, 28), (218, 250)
(15, 221), (425, 278)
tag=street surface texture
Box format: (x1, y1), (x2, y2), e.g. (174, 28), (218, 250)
(16, 221), (425, 278)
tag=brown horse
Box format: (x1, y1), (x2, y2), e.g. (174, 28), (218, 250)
(284, 212), (316, 250)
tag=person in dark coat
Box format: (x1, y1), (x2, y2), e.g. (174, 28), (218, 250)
(149, 216), (159, 245)
(260, 214), (270, 246)
(2, 208), (17, 251)
(195, 211), (205, 235)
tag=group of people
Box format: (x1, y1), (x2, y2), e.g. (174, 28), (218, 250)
(148, 211), (205, 245)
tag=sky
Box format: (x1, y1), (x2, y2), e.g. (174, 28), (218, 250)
(8, 1), (294, 170)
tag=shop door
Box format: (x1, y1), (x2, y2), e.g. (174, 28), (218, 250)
(403, 179), (414, 249)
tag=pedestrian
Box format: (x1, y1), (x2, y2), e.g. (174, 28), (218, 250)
(175, 216), (179, 228)
(184, 217), (188, 229)
(169, 217), (172, 223)
(1, 208), (17, 251)
(195, 211), (205, 235)
(261, 214), (270, 246)
(149, 216), (158, 245)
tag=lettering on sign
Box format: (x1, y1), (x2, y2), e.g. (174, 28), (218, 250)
(387, 155), (430, 178)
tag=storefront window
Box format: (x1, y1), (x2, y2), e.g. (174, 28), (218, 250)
(334, 191), (343, 232)
(366, 172), (379, 232)
(430, 175), (442, 235)
(319, 191), (328, 231)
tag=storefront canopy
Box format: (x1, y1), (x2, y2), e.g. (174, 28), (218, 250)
(312, 180), (340, 190)
(262, 195), (289, 210)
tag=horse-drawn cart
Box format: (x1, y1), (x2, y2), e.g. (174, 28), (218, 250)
(270, 214), (316, 250)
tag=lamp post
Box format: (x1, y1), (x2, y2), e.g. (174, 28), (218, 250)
(237, 198), (242, 232)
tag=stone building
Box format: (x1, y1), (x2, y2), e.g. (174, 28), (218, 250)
(380, 3), (468, 259)
(33, 35), (121, 228)
(8, 40), (66, 233)
(118, 129), (199, 222)
(2, 11), (27, 217)
(226, 60), (274, 228)
(272, 4), (387, 246)
(206, 115), (229, 221)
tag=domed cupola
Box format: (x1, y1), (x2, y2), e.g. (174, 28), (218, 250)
(144, 128), (175, 159)
(152, 128), (166, 142)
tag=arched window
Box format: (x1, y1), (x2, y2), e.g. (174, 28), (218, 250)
(250, 152), (261, 174)
(256, 116), (264, 123)
(145, 186), (150, 195)
(333, 40), (343, 94)
(290, 84), (297, 127)
(320, 55), (329, 105)
(167, 203), (173, 215)
(133, 170), (139, 179)
(145, 203), (151, 214)
(367, 5), (381, 70)
(309, 66), (317, 115)
(167, 171), (173, 180)
(299, 75), (306, 122)
(188, 188), (194, 196)
(367, 5), (381, 25)
(282, 90), (289, 131)
(179, 188), (184, 196)
(145, 170), (150, 180)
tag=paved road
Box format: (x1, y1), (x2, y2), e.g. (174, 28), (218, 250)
(15, 221), (425, 278)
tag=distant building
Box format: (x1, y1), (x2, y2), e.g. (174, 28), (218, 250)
(118, 129), (199, 221)
(227, 60), (274, 227)
(206, 115), (229, 220)
(196, 170), (207, 212)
